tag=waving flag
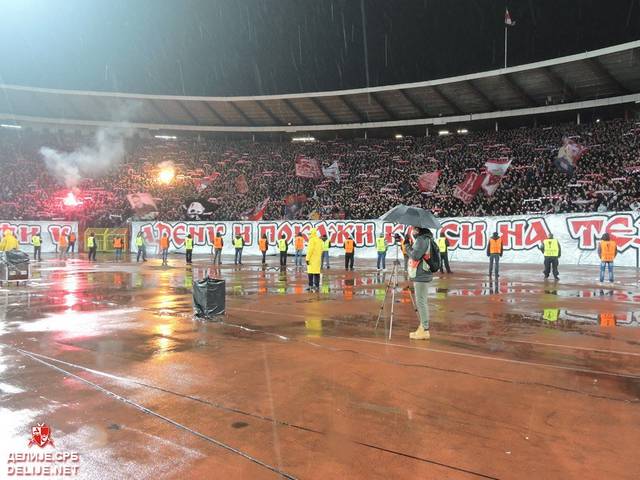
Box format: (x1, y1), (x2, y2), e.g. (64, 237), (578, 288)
(481, 174), (503, 197)
(504, 8), (515, 26)
(295, 155), (323, 179)
(417, 171), (441, 192)
(453, 172), (483, 204)
(322, 161), (341, 183)
(241, 198), (270, 221)
(484, 158), (512, 176)
(284, 194), (307, 219)
(555, 137), (586, 175)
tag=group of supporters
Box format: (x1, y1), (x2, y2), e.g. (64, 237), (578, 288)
(1, 118), (639, 225)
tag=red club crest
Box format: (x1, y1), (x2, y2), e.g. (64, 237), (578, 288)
(28, 423), (55, 448)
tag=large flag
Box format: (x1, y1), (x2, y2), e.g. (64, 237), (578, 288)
(241, 198), (270, 221)
(504, 8), (515, 26)
(555, 137), (586, 175)
(182, 198), (215, 220)
(295, 155), (323, 179)
(235, 174), (249, 194)
(284, 194), (307, 219)
(322, 161), (341, 183)
(417, 171), (441, 192)
(453, 172), (483, 204)
(481, 174), (503, 197)
(484, 158), (512, 176)
(127, 193), (158, 220)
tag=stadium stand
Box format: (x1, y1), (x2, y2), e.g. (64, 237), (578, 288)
(0, 117), (638, 225)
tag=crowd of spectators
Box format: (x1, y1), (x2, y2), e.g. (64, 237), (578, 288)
(0, 117), (639, 225)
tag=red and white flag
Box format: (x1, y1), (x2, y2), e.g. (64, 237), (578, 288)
(417, 170), (441, 192)
(241, 198), (270, 221)
(484, 158), (512, 176)
(295, 155), (323, 179)
(453, 172), (483, 204)
(481, 174), (503, 197)
(504, 8), (515, 26)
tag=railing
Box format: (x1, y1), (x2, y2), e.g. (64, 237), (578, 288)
(84, 227), (129, 252)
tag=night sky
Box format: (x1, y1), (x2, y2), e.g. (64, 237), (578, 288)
(0, 0), (639, 96)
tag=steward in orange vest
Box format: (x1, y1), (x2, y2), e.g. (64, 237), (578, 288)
(159, 233), (170, 266)
(486, 232), (503, 278)
(344, 235), (355, 271)
(259, 235), (268, 265)
(598, 233), (617, 283)
(113, 236), (124, 261)
(212, 233), (224, 265)
(294, 233), (305, 267)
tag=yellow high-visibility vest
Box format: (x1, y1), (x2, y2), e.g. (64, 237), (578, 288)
(543, 308), (559, 322)
(31, 236), (41, 247)
(437, 238), (447, 253)
(278, 239), (287, 252)
(136, 236), (144, 247)
(234, 238), (243, 248)
(87, 237), (95, 248)
(322, 240), (330, 252)
(376, 237), (387, 252)
(543, 238), (559, 257)
(185, 238), (193, 249)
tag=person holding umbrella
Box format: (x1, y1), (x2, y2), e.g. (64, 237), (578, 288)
(380, 205), (441, 341)
(407, 227), (434, 340)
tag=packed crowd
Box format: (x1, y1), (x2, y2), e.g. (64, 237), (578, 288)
(0, 117), (639, 225)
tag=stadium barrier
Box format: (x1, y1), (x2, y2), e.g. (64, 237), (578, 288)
(84, 228), (129, 252)
(0, 221), (78, 254)
(131, 211), (640, 267)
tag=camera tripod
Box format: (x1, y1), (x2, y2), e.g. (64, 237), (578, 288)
(375, 246), (418, 340)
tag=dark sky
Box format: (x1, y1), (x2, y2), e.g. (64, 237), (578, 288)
(0, 0), (639, 96)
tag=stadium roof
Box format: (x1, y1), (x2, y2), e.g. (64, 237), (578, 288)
(1, 40), (639, 133)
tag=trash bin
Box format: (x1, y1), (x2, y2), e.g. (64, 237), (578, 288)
(193, 277), (225, 318)
(0, 250), (31, 285)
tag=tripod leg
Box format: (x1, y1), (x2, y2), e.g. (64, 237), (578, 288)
(375, 263), (397, 330)
(389, 278), (396, 340)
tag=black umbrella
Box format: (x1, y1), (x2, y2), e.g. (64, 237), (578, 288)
(380, 204), (442, 229)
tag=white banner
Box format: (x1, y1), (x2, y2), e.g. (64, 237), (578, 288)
(131, 212), (640, 267)
(0, 221), (79, 253)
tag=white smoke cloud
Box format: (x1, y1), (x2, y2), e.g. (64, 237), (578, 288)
(39, 104), (139, 187)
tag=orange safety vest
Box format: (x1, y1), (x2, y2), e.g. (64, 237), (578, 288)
(259, 238), (267, 252)
(58, 235), (68, 247)
(69, 233), (76, 242)
(113, 238), (123, 248)
(600, 240), (616, 262)
(599, 312), (616, 327)
(344, 239), (354, 253)
(400, 240), (407, 256)
(159, 236), (169, 249)
(489, 238), (502, 254)
(295, 236), (304, 250)
(213, 237), (223, 249)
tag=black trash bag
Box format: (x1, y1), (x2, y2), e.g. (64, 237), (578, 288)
(2, 250), (30, 266)
(193, 277), (225, 318)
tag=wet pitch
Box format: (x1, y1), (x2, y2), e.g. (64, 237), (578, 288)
(1, 253), (639, 479)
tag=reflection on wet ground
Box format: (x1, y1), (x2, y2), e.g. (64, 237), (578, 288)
(1, 254), (639, 479)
